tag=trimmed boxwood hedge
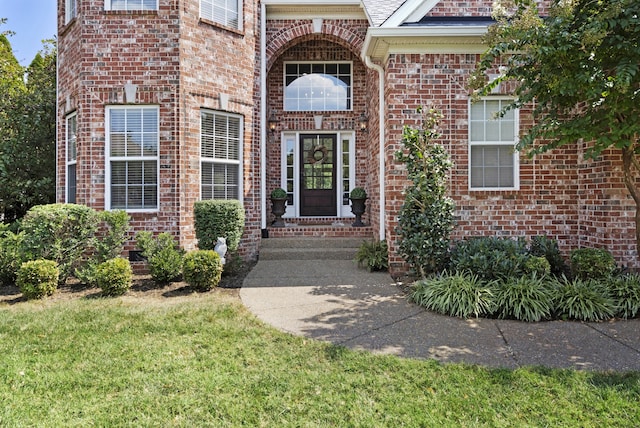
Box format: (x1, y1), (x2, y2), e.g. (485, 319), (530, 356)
(194, 200), (245, 252)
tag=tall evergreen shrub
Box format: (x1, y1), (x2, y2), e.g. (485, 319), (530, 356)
(194, 200), (245, 252)
(20, 203), (100, 284)
(395, 108), (455, 277)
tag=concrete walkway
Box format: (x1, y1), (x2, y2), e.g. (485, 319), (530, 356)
(240, 259), (640, 371)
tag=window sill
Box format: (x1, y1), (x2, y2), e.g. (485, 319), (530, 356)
(199, 18), (244, 37)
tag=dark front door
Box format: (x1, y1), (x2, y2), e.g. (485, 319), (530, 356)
(300, 134), (336, 216)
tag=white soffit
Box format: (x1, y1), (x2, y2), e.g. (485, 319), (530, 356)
(264, 0), (366, 20)
(363, 26), (489, 63)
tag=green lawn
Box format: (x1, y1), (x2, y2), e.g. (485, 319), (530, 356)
(1, 292), (638, 427)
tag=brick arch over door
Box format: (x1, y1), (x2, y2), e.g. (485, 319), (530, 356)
(266, 21), (366, 72)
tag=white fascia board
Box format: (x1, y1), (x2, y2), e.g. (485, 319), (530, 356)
(382, 0), (439, 28)
(265, 0), (366, 20)
(363, 25), (489, 62)
(262, 0), (360, 5)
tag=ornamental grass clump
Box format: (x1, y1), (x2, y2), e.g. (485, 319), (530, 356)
(552, 277), (616, 322)
(95, 257), (133, 297)
(16, 259), (59, 300)
(605, 273), (640, 319)
(410, 271), (496, 318)
(183, 250), (223, 291)
(493, 275), (554, 322)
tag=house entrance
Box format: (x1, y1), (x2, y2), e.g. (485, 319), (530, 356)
(300, 134), (336, 216)
(280, 131), (354, 218)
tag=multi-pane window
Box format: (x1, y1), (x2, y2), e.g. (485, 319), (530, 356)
(66, 0), (77, 23)
(284, 62), (352, 111)
(200, 0), (241, 29)
(469, 98), (519, 189)
(201, 110), (241, 200)
(106, 106), (159, 210)
(106, 0), (158, 11)
(66, 112), (77, 203)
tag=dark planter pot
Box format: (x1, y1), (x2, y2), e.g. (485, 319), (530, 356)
(350, 197), (367, 227)
(270, 197), (287, 227)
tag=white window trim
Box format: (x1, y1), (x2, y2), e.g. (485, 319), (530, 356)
(283, 61), (354, 112)
(66, 112), (77, 203)
(105, 105), (160, 212)
(199, 0), (243, 31)
(104, 0), (159, 11)
(65, 0), (77, 24)
(199, 109), (244, 202)
(468, 97), (520, 191)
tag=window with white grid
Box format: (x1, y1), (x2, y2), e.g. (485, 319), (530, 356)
(284, 62), (352, 112)
(106, 106), (159, 211)
(106, 0), (158, 11)
(201, 110), (242, 200)
(200, 0), (241, 29)
(469, 98), (519, 190)
(66, 112), (77, 203)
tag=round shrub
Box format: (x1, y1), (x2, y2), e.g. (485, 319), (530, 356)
(524, 256), (551, 277)
(183, 250), (223, 291)
(17, 259), (59, 300)
(136, 231), (184, 284)
(95, 257), (133, 296)
(410, 271), (496, 318)
(494, 275), (554, 322)
(570, 248), (616, 280)
(552, 277), (616, 321)
(605, 273), (640, 319)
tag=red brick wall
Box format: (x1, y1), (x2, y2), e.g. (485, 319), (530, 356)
(264, 19), (372, 223)
(57, 0), (260, 258)
(383, 52), (638, 273)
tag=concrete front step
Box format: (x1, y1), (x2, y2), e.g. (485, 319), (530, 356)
(259, 237), (367, 261)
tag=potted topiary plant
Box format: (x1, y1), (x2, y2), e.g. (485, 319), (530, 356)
(349, 187), (367, 227)
(270, 188), (288, 227)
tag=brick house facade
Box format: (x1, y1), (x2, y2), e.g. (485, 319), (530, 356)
(57, 0), (638, 274)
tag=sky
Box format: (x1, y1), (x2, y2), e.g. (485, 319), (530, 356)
(1, 0), (57, 66)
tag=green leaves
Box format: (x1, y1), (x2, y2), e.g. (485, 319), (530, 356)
(395, 108), (455, 277)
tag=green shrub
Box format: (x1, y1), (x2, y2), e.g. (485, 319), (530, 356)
(0, 229), (25, 286)
(354, 240), (388, 272)
(16, 259), (59, 300)
(194, 200), (245, 252)
(183, 250), (223, 291)
(528, 235), (568, 277)
(493, 275), (554, 322)
(20, 204), (100, 284)
(221, 250), (245, 277)
(95, 257), (133, 296)
(410, 271), (496, 318)
(552, 277), (616, 321)
(270, 188), (287, 199)
(349, 187), (367, 199)
(449, 237), (529, 281)
(605, 273), (640, 319)
(76, 210), (131, 287)
(570, 247), (616, 280)
(524, 256), (551, 277)
(395, 108), (455, 277)
(136, 231), (184, 284)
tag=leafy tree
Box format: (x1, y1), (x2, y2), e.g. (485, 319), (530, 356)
(470, 0), (640, 255)
(0, 25), (56, 222)
(395, 108), (456, 278)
